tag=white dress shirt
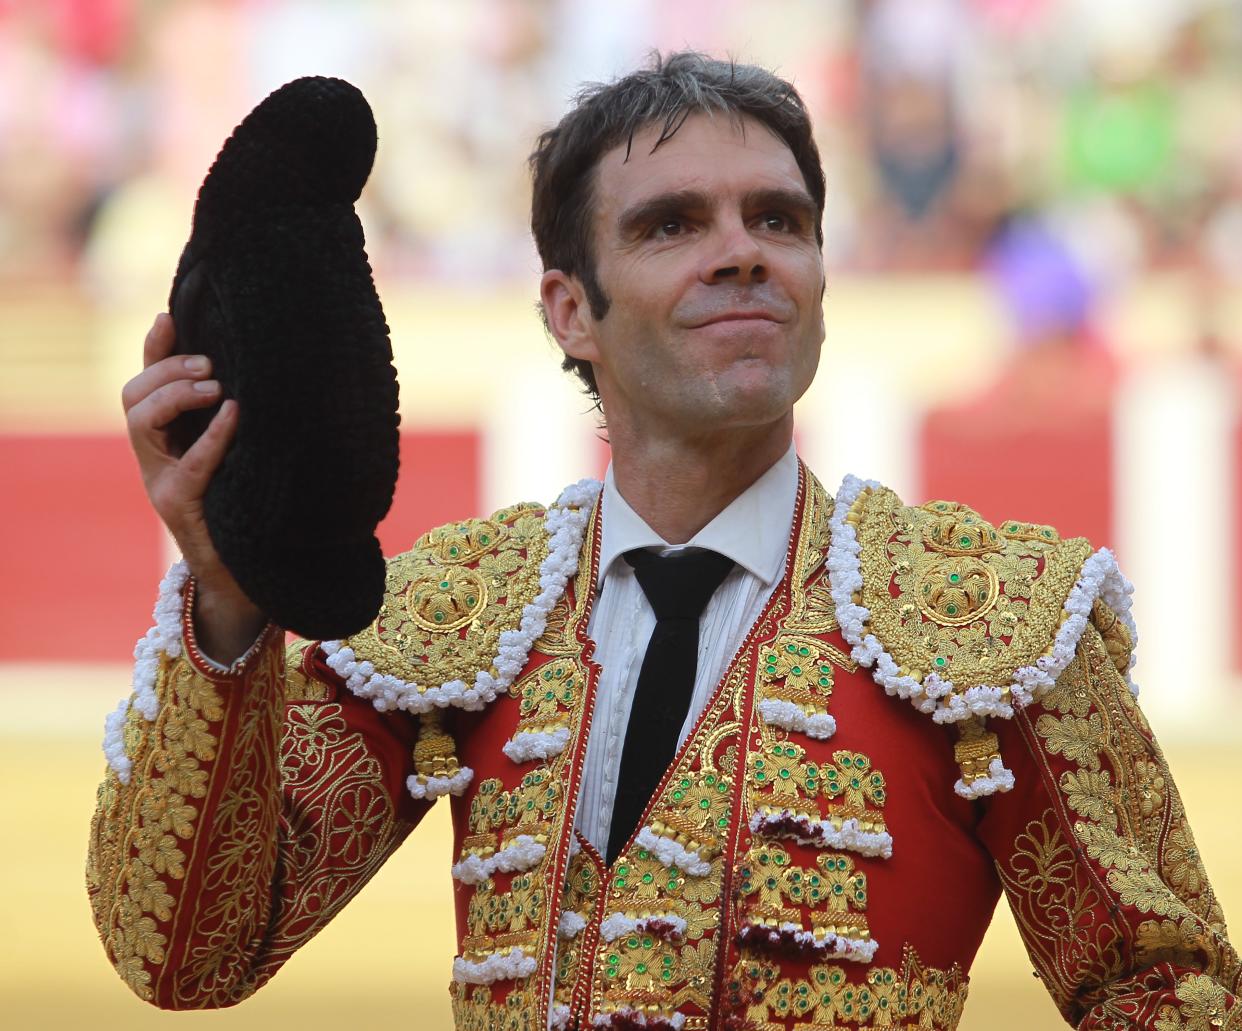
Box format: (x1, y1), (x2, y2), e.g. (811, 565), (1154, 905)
(574, 444), (800, 854)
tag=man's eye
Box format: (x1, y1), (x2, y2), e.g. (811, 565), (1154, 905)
(653, 219), (686, 238)
(759, 213), (792, 232)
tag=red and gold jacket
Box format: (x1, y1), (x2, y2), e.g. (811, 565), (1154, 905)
(87, 465), (1240, 1030)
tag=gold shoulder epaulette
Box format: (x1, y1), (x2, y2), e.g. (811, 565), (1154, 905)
(339, 501), (550, 692)
(318, 479), (602, 718)
(827, 474), (1138, 797)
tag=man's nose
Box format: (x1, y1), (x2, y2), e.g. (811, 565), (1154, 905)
(702, 220), (767, 285)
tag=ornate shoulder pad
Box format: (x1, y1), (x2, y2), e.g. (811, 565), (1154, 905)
(321, 480), (600, 717)
(827, 476), (1139, 780)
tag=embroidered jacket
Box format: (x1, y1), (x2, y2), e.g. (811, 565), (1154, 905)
(87, 465), (1239, 1030)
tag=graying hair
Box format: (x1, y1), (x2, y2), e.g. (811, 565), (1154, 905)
(530, 51), (825, 401)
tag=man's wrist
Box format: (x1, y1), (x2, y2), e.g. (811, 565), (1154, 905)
(192, 575), (269, 667)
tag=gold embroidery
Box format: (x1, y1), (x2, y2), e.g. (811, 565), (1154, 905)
(1000, 612), (1239, 1022)
(285, 638), (332, 701)
(509, 657), (586, 735)
(553, 846), (602, 1007)
(996, 808), (1124, 1017)
(735, 843), (870, 941)
(953, 716), (1002, 788)
(412, 709), (465, 783)
(1153, 974), (1240, 1030)
(452, 983), (542, 1031)
(342, 503), (549, 688)
(726, 944), (969, 1027)
(853, 485), (1092, 692)
(87, 653), (229, 1001)
(87, 634), (418, 1009)
(758, 634), (852, 718)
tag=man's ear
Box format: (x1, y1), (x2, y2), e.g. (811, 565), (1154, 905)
(540, 269), (601, 363)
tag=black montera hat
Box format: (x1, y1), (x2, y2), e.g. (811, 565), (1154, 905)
(168, 76), (399, 641)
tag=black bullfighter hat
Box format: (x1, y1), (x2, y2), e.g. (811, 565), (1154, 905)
(167, 76), (400, 641)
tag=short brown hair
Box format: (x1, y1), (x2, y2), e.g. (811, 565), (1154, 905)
(529, 51), (826, 400)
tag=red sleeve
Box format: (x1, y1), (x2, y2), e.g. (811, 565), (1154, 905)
(86, 587), (431, 1009)
(976, 606), (1241, 1028)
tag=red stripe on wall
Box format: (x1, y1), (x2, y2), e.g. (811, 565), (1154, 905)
(918, 414), (1113, 549)
(1, 431), (480, 663)
(0, 435), (165, 663)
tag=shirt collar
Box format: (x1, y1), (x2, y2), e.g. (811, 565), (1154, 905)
(595, 442), (799, 590)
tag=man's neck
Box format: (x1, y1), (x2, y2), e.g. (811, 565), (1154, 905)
(608, 418), (794, 545)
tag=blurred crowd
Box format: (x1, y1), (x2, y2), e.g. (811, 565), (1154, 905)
(1, 0), (1241, 345)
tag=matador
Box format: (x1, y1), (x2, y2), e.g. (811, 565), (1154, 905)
(88, 53), (1238, 1030)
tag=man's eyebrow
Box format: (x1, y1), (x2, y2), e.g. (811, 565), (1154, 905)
(616, 189), (713, 238)
(743, 187), (818, 222)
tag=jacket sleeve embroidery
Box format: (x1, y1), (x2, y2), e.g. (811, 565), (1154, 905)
(979, 604), (1239, 1028)
(86, 627), (428, 1008)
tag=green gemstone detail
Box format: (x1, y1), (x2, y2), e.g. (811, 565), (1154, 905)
(439, 580), (450, 589)
(699, 798), (710, 810)
(946, 604), (957, 615)
(819, 677), (831, 687)
(791, 666), (803, 676)
(935, 656), (947, 666)
(434, 612), (444, 622)
(960, 536), (971, 546)
(642, 873), (653, 884)
(949, 573), (960, 583)
(779, 769), (791, 779)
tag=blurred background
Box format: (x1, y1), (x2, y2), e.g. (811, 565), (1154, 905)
(2, 0), (1241, 1028)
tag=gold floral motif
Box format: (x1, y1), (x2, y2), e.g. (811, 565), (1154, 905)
(285, 639), (332, 701)
(1153, 974), (1241, 1031)
(997, 519), (1061, 545)
(87, 635), (420, 1009)
(553, 845), (602, 1007)
(745, 738), (890, 842)
(87, 653), (229, 1001)
(1000, 609), (1240, 1023)
(735, 843), (869, 937)
(510, 657), (586, 733)
(920, 501), (1004, 555)
(726, 945), (969, 1027)
(464, 765), (561, 838)
(452, 983), (542, 1031)
(758, 633), (852, 718)
(854, 485), (1092, 691)
(406, 564), (490, 632)
(342, 504), (550, 688)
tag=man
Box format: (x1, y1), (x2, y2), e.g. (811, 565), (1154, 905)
(88, 53), (1238, 1030)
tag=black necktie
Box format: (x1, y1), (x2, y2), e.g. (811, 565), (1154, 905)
(605, 547), (735, 865)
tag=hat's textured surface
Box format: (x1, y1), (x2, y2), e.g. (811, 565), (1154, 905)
(168, 76), (399, 640)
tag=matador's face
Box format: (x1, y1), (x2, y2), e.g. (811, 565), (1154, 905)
(545, 112), (825, 442)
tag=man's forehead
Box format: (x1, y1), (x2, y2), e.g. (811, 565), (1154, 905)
(593, 112), (804, 201)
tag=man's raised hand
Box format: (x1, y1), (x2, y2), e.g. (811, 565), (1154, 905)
(122, 313), (267, 662)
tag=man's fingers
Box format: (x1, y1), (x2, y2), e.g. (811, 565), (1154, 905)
(126, 378), (221, 445)
(177, 400), (238, 495)
(122, 353), (214, 412)
(142, 313), (177, 369)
